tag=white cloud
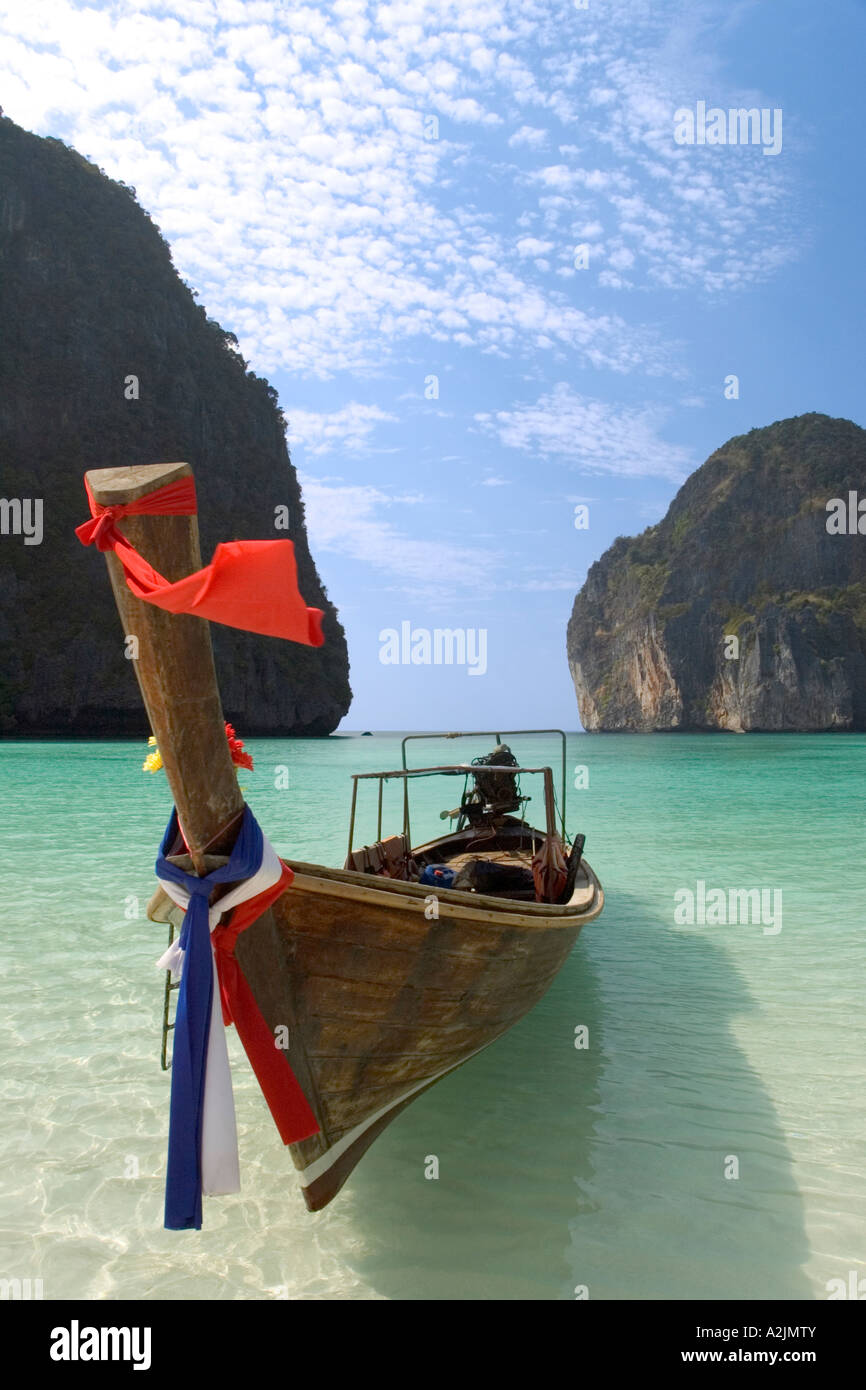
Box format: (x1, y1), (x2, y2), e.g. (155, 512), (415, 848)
(475, 383), (694, 481)
(298, 475), (502, 597)
(508, 124), (547, 148)
(516, 236), (554, 258)
(287, 402), (398, 455)
(0, 0), (801, 382)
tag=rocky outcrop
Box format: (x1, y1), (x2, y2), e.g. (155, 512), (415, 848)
(568, 414), (866, 731)
(0, 117), (351, 734)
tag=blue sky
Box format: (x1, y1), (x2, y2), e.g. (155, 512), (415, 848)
(2, 0), (864, 730)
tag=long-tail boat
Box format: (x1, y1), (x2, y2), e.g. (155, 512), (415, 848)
(80, 462), (604, 1217)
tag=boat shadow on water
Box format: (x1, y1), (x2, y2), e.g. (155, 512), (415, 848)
(321, 940), (606, 1302)
(329, 887), (812, 1303)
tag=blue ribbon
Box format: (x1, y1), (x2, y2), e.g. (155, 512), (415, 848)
(156, 806), (264, 1230)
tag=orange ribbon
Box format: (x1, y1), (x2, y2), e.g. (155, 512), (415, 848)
(77, 475), (324, 646)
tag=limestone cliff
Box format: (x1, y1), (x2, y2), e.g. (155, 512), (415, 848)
(0, 117), (351, 734)
(567, 414), (866, 731)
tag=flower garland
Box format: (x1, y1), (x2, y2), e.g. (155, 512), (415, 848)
(143, 737), (163, 774)
(224, 723), (253, 771)
(143, 723), (253, 775)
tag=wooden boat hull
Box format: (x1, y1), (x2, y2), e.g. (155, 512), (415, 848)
(233, 857), (603, 1210)
(83, 463), (607, 1217)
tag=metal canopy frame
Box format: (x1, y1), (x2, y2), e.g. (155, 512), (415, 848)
(345, 730), (569, 859)
(401, 730), (567, 839)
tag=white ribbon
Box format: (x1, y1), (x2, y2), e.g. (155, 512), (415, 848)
(155, 835), (284, 1196)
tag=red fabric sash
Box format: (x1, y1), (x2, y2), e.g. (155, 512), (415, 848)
(212, 861), (320, 1145)
(76, 476), (324, 646)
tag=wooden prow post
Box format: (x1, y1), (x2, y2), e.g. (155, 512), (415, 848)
(86, 462), (245, 870)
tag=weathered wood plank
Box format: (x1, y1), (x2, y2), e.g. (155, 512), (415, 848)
(85, 462), (244, 864)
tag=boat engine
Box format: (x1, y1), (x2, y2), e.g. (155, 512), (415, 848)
(458, 743), (527, 828)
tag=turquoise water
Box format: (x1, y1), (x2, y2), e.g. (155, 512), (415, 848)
(0, 732), (864, 1301)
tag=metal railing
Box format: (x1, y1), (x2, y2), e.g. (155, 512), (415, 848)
(401, 730), (567, 838)
(346, 761), (561, 860)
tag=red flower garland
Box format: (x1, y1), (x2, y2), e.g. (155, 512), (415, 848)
(225, 723), (254, 771)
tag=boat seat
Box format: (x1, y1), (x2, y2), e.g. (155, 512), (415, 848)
(345, 834), (414, 879)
